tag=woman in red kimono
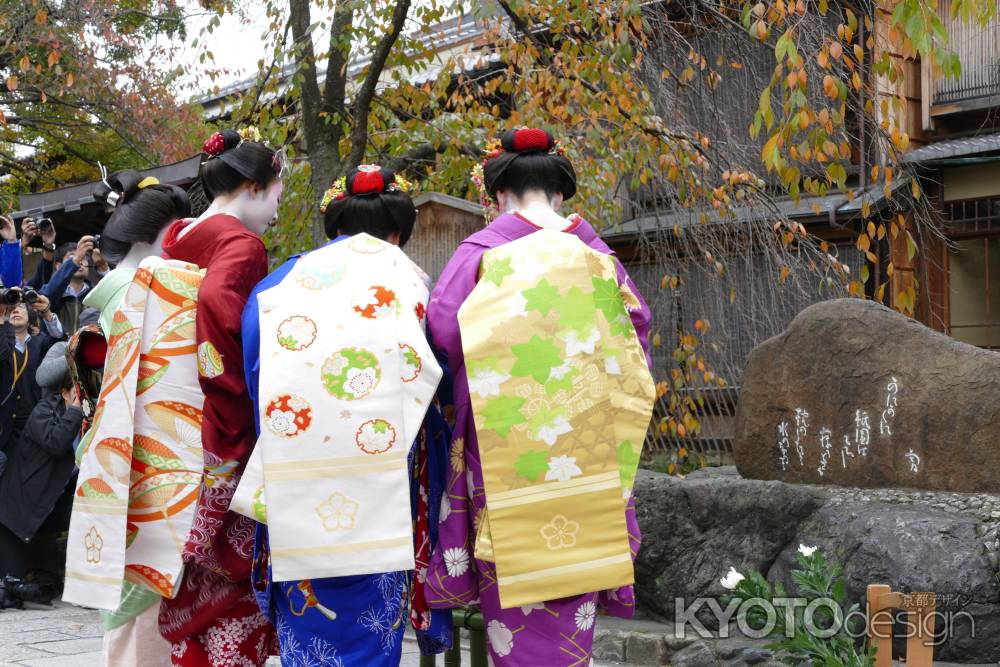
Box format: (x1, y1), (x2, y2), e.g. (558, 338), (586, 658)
(159, 128), (283, 666)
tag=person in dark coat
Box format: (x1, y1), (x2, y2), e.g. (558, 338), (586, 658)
(0, 294), (65, 472)
(0, 369), (82, 606)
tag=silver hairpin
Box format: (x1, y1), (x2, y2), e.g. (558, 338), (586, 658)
(97, 162), (120, 207)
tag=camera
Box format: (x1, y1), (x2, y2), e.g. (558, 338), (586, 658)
(0, 289), (38, 306)
(37, 218), (54, 234)
(0, 575), (53, 609)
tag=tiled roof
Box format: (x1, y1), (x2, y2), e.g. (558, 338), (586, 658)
(902, 132), (1000, 163)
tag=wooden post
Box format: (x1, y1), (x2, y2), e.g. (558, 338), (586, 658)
(905, 593), (937, 667)
(867, 584), (894, 667)
(889, 212), (917, 314)
(921, 56), (934, 132)
(867, 585), (937, 667)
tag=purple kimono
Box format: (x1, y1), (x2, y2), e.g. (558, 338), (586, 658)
(426, 212), (652, 666)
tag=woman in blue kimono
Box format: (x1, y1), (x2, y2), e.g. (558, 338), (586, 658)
(241, 166), (452, 666)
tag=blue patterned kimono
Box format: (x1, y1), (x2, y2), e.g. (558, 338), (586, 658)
(242, 236), (452, 666)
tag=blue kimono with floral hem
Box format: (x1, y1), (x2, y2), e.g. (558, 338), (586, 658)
(242, 236), (452, 666)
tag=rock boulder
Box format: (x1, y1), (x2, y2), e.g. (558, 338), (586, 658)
(734, 298), (1000, 492)
(632, 468), (825, 625)
(768, 501), (1000, 662)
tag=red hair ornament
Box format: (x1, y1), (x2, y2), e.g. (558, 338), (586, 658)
(202, 132), (226, 157)
(511, 127), (552, 152)
(351, 166), (386, 195)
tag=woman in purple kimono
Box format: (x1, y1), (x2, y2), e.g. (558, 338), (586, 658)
(426, 128), (652, 666)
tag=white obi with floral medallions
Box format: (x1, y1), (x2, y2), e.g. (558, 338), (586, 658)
(232, 234), (442, 582)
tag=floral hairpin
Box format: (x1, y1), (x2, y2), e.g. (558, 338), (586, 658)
(319, 177), (347, 213)
(239, 126), (263, 143)
(320, 167), (416, 213)
(202, 126), (268, 159)
(389, 173), (415, 193)
(470, 162), (499, 225)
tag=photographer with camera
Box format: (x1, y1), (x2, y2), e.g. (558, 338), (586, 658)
(19, 217), (60, 290)
(40, 235), (108, 334)
(0, 290), (66, 467)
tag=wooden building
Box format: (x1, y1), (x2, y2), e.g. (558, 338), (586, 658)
(7, 156), (203, 280)
(407, 193), (485, 280)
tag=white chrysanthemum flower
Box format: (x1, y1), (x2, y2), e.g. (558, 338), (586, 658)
(443, 547), (470, 577)
(720, 567), (745, 590)
(344, 367), (377, 398)
(575, 601), (596, 631)
(798, 544), (818, 557)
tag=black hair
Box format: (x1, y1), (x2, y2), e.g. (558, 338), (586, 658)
(199, 129), (280, 201)
(483, 128), (577, 201)
(26, 306), (41, 332)
(92, 170), (191, 263)
(55, 241), (77, 264)
(323, 166), (416, 246)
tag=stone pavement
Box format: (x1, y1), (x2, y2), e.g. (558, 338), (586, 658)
(0, 602), (629, 667)
(0, 601), (472, 666)
(0, 602), (102, 667)
(3, 602), (991, 666)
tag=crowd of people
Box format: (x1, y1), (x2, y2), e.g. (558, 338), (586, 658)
(0, 214), (109, 609)
(0, 125), (655, 667)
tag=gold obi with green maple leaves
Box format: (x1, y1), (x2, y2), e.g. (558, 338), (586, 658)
(458, 229), (654, 608)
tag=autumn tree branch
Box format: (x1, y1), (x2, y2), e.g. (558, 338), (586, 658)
(323, 0), (355, 123)
(289, 0), (326, 159)
(247, 16), (292, 117)
(346, 0), (413, 168)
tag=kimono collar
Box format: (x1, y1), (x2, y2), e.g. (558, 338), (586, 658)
(473, 212), (601, 248)
(161, 213), (255, 265)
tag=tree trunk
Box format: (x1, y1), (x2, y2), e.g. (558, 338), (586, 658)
(288, 0), (346, 246)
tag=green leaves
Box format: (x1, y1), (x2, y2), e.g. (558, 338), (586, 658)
(511, 335), (563, 383)
(480, 395), (526, 437)
(515, 450), (550, 482)
(553, 286), (597, 333)
(725, 548), (873, 666)
(483, 256), (515, 287)
(523, 279), (560, 316)
(592, 276), (625, 324)
(617, 440), (641, 486)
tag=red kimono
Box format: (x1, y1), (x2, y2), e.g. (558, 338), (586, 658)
(158, 213), (275, 666)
